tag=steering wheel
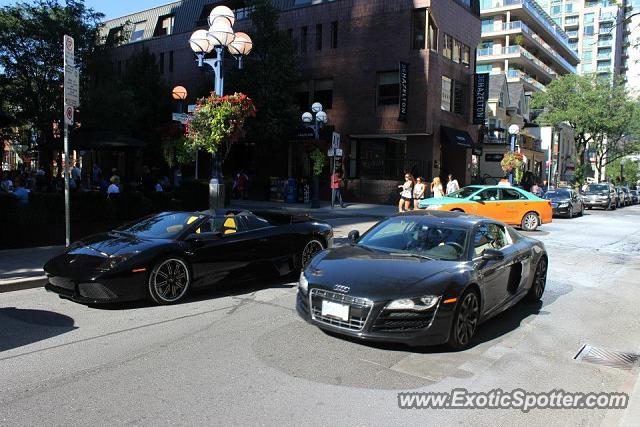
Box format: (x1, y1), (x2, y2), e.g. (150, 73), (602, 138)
(444, 241), (465, 255)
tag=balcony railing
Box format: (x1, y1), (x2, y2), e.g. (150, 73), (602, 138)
(481, 0), (573, 52)
(478, 45), (558, 77)
(598, 39), (613, 47)
(507, 69), (547, 91)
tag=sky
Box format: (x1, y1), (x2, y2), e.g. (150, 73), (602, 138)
(0, 0), (173, 20)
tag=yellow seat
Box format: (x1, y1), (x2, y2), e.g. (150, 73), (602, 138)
(223, 217), (237, 235)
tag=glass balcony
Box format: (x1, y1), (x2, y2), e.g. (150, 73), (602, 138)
(480, 0), (571, 50)
(478, 45), (558, 77)
(507, 69), (547, 91)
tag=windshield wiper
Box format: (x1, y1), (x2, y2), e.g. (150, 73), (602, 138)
(389, 252), (435, 260)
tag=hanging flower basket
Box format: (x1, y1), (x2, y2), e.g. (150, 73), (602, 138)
(501, 151), (525, 183)
(186, 92), (256, 157)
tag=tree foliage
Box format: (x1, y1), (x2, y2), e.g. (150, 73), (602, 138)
(81, 47), (172, 143)
(0, 0), (103, 147)
(226, 0), (300, 175)
(531, 74), (640, 183)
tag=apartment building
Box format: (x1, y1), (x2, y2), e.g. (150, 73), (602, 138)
(537, 0), (625, 78)
(476, 0), (579, 183)
(624, 0), (640, 95)
(101, 0), (482, 202)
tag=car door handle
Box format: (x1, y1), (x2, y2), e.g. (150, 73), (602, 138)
(259, 238), (268, 242)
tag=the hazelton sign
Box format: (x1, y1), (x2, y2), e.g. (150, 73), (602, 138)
(398, 61), (409, 122)
(473, 73), (489, 125)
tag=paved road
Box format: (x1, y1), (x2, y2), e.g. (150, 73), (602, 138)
(1, 208), (639, 426)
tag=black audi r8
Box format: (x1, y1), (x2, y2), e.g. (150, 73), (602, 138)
(296, 211), (547, 349)
(44, 210), (333, 305)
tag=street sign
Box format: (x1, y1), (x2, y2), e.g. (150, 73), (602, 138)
(64, 105), (74, 125)
(187, 104), (196, 113)
(64, 65), (80, 107)
(64, 34), (74, 67)
(332, 132), (340, 149)
(172, 112), (190, 124)
(327, 148), (334, 157)
(335, 148), (343, 156)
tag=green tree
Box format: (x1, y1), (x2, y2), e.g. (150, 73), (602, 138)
(606, 157), (640, 185)
(226, 0), (300, 176)
(531, 74), (640, 183)
(0, 0), (103, 152)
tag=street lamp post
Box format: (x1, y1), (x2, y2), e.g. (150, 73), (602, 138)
(508, 124), (520, 186)
(188, 6), (252, 209)
(302, 102), (328, 208)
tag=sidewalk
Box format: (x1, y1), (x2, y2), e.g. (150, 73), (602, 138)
(229, 199), (397, 218)
(0, 246), (64, 292)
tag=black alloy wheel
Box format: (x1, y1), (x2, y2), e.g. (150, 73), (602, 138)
(526, 257), (547, 302)
(448, 290), (480, 349)
(148, 258), (191, 305)
(301, 239), (324, 269)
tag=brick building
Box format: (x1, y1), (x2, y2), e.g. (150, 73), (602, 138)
(102, 0), (481, 202)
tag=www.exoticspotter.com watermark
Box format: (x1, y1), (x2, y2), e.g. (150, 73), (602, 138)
(398, 389), (629, 413)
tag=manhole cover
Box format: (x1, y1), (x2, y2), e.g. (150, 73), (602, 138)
(574, 345), (640, 371)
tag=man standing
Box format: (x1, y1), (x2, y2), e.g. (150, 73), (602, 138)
(330, 170), (345, 208)
(446, 174), (459, 195)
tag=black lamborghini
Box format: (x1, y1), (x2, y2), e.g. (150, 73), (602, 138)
(296, 210), (547, 349)
(44, 210), (333, 305)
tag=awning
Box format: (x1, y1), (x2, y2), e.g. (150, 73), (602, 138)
(441, 126), (474, 148)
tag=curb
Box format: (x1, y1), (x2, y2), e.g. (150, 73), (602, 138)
(0, 277), (48, 293)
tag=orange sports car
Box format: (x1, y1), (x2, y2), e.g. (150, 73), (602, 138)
(417, 185), (552, 231)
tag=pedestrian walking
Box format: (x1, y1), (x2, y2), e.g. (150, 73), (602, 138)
(413, 176), (426, 209)
(431, 176), (444, 198)
(446, 174), (459, 195)
(71, 162), (81, 188)
(398, 173), (414, 212)
(330, 170), (345, 208)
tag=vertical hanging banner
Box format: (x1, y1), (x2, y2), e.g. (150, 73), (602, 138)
(398, 61), (409, 122)
(473, 73), (489, 125)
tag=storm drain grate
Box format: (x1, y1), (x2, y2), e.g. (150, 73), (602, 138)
(574, 345), (640, 371)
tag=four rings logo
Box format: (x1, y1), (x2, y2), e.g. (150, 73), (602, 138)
(333, 284), (350, 293)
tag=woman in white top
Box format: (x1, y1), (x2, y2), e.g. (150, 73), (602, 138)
(398, 173), (414, 212)
(446, 174), (459, 195)
(412, 177), (426, 209)
(107, 175), (120, 195)
(431, 176), (444, 198)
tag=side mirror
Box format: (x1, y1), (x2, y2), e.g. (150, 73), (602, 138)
(348, 230), (360, 244)
(481, 248), (504, 261)
(471, 195), (483, 202)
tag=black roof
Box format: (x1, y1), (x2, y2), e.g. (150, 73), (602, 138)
(392, 210), (486, 228)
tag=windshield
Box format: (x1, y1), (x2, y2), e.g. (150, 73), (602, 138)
(446, 187), (480, 199)
(358, 217), (468, 261)
(544, 189), (570, 199)
(116, 212), (203, 239)
(587, 184), (609, 193)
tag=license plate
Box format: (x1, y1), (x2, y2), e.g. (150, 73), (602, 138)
(321, 300), (350, 321)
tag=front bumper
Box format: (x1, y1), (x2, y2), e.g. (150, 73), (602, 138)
(551, 206), (571, 216)
(583, 199), (609, 208)
(296, 289), (454, 347)
(45, 273), (146, 304)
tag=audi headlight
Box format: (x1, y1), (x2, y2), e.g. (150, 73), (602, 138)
(425, 205), (442, 210)
(558, 203), (569, 208)
(298, 271), (309, 295)
(97, 254), (135, 271)
(386, 295), (440, 311)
